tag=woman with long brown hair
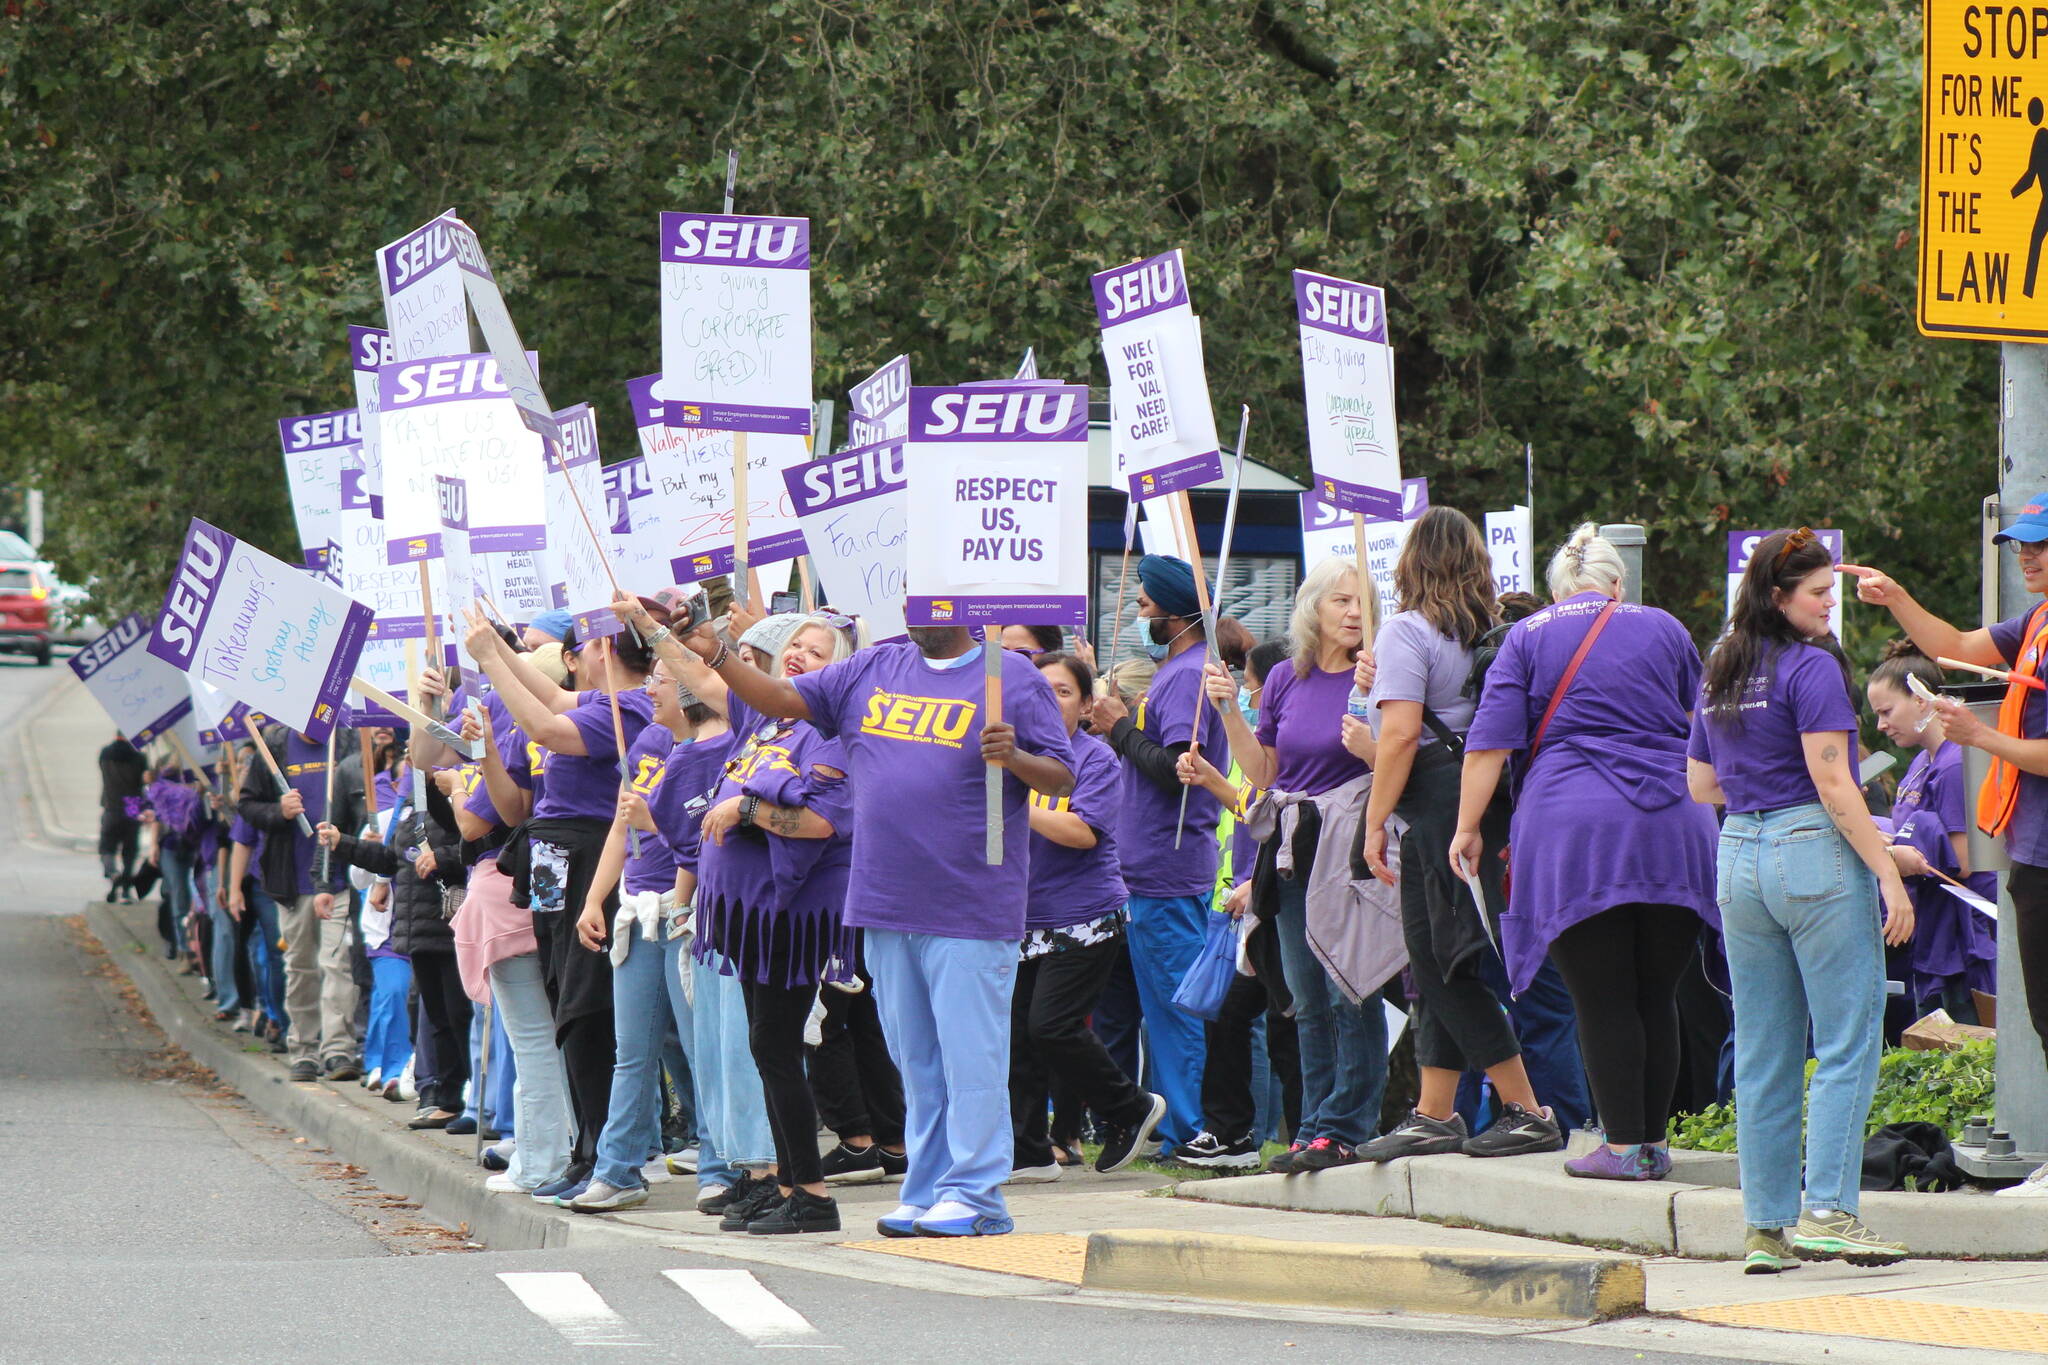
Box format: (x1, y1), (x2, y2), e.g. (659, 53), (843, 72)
(1353, 507), (1564, 1162)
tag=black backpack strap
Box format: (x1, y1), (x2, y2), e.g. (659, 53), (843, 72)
(1419, 705), (1465, 758)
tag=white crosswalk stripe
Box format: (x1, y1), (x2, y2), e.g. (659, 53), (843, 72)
(663, 1268), (830, 1348)
(497, 1271), (650, 1348)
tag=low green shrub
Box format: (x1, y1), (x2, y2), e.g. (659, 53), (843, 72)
(1668, 1040), (1997, 1154)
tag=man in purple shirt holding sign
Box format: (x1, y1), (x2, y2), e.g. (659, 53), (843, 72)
(679, 619), (1074, 1238)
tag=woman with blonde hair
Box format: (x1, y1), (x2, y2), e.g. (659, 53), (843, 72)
(1355, 507), (1565, 1162)
(1198, 555), (1384, 1172)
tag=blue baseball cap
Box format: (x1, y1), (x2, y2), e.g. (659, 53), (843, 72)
(527, 608), (574, 641)
(1995, 492), (2048, 544)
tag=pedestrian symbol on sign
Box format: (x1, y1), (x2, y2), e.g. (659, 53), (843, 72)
(2014, 98), (2048, 296)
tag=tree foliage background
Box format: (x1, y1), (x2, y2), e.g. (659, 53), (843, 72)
(0, 0), (1998, 643)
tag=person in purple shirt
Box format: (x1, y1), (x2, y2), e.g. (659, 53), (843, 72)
(1009, 651), (1166, 1182)
(1866, 643), (1999, 1024)
(1199, 556), (1385, 1173)
(1453, 525), (1719, 1182)
(667, 596), (1074, 1240)
(463, 603), (666, 1201)
(1089, 554), (1229, 1153)
(1688, 527), (1913, 1270)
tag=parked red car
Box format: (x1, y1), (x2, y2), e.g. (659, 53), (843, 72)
(0, 561), (54, 665)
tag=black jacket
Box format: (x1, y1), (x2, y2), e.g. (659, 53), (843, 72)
(331, 799), (465, 956)
(235, 727), (365, 901)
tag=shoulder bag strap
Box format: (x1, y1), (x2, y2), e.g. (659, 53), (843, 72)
(1529, 598), (1620, 760)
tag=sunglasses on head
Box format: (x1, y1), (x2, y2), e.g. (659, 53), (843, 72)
(1773, 526), (1818, 568)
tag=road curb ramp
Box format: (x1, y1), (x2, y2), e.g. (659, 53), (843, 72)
(1080, 1229), (1645, 1321)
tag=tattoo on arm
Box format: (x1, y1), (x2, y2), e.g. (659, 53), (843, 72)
(766, 805), (803, 837)
(1820, 744), (1840, 764)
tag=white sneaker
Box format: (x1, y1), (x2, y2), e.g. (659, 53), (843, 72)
(1006, 1163), (1063, 1184)
(570, 1180), (651, 1213)
(484, 1173), (527, 1194)
(1996, 1163), (2048, 1197)
(665, 1146), (700, 1176)
(641, 1159), (675, 1185)
(363, 1068), (381, 1091)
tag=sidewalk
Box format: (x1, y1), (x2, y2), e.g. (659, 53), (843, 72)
(15, 668), (104, 852)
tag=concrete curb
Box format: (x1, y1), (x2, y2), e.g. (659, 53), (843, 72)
(1180, 1152), (2048, 1260)
(1080, 1229), (1645, 1321)
(14, 671), (98, 854)
(82, 902), (646, 1254)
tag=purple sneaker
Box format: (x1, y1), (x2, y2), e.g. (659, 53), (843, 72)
(1642, 1145), (1673, 1179)
(1565, 1144), (1656, 1181)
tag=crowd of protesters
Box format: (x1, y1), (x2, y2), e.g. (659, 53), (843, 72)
(100, 503), (2048, 1268)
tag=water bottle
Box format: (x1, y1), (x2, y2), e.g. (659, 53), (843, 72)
(1346, 685), (1372, 720)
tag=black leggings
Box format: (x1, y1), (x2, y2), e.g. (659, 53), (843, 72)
(742, 978), (825, 1189)
(1010, 938), (1152, 1168)
(1546, 904), (1701, 1145)
(810, 969), (906, 1147)
(2005, 861), (2048, 1060)
(411, 951), (474, 1114)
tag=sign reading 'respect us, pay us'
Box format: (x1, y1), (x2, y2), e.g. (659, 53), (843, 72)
(1919, 0), (2048, 339)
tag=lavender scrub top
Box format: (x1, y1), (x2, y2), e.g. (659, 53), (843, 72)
(1465, 593), (1719, 994)
(1026, 728), (1129, 931)
(1114, 643), (1230, 898)
(531, 688), (654, 822)
(1890, 743), (1998, 994)
(620, 724), (682, 896)
(1988, 606), (2048, 866)
(1686, 640), (1858, 813)
(1255, 661), (1363, 795)
(793, 641), (1074, 941)
(1368, 610), (1479, 744)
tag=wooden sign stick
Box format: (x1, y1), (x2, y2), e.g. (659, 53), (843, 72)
(1172, 407), (1249, 848)
(418, 562), (441, 715)
(361, 727), (380, 820)
(347, 677), (480, 758)
(1938, 655), (2048, 691)
(245, 725), (314, 837)
(1353, 512), (1381, 641)
(983, 624), (1004, 866)
(597, 636), (639, 856)
(732, 430), (753, 613)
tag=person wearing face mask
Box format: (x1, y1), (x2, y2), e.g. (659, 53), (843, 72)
(1689, 527), (1915, 1269)
(1865, 642), (1997, 1028)
(1091, 553), (1231, 1154)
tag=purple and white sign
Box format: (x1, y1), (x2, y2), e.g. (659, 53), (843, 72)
(1295, 269), (1403, 521)
(654, 213), (813, 436)
(536, 404), (621, 639)
(1091, 249), (1222, 501)
(1727, 529), (1846, 639)
(189, 677), (249, 748)
(348, 325), (393, 509)
(1300, 478), (1430, 624)
(847, 355), (909, 447)
(335, 447), (445, 645)
(377, 211), (475, 362)
(603, 455), (672, 590)
(377, 353), (547, 564)
(147, 519), (374, 743)
(69, 614), (195, 746)
(1485, 506), (1534, 596)
(903, 385), (1090, 628)
(277, 407), (357, 570)
(632, 374), (807, 584)
(785, 439), (909, 643)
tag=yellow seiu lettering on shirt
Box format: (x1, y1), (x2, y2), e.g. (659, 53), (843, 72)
(629, 754), (667, 797)
(726, 738), (799, 786)
(525, 740), (549, 777)
(1029, 790), (1073, 814)
(857, 688), (977, 749)
(282, 761), (328, 779)
(457, 764), (483, 798)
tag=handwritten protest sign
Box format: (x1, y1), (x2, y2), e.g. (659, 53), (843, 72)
(1294, 270), (1403, 521)
(337, 452), (446, 644)
(1728, 530), (1846, 638)
(69, 614), (196, 745)
(1091, 249), (1222, 501)
(653, 214), (813, 436)
(378, 353), (547, 564)
(1301, 479), (1429, 623)
(631, 374), (806, 583)
(377, 211), (474, 363)
(349, 325), (392, 509)
(148, 519), (373, 742)
(847, 355), (909, 447)
(1485, 506), (1534, 596)
(785, 438), (908, 642)
(904, 385), (1089, 627)
(535, 403), (620, 638)
(603, 455), (673, 590)
(277, 407), (356, 571)
(189, 676), (249, 747)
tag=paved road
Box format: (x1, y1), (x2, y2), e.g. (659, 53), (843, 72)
(0, 658), (1758, 1364)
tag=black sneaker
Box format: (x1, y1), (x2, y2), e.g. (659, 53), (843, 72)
(1169, 1131), (1262, 1171)
(718, 1177), (785, 1232)
(747, 1187), (840, 1235)
(699, 1175), (754, 1216)
(1095, 1093), (1168, 1173)
(819, 1142), (886, 1185)
(877, 1147), (908, 1179)
(1462, 1102), (1564, 1158)
(323, 1057), (362, 1083)
(1293, 1137), (1360, 1172)
(1356, 1109), (1469, 1162)
(1265, 1141), (1308, 1175)
(288, 1059), (319, 1083)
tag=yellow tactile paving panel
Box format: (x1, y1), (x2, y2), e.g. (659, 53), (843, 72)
(839, 1232), (1088, 1284)
(1682, 1295), (2048, 1355)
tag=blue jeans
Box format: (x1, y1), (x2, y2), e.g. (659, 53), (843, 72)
(691, 952), (775, 1168)
(209, 899), (243, 1014)
(593, 933), (685, 1190)
(1122, 893), (1211, 1147)
(160, 843), (195, 951)
(1719, 804), (1884, 1227)
(364, 955), (414, 1080)
(489, 952), (572, 1191)
(1272, 874), (1389, 1146)
(463, 1001), (517, 1135)
(867, 930), (1016, 1219)
(243, 887), (288, 1027)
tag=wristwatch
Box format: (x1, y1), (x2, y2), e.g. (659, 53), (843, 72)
(738, 793), (760, 827)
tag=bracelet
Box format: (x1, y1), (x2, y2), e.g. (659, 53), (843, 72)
(645, 624), (673, 648)
(708, 642), (730, 670)
(738, 793), (760, 827)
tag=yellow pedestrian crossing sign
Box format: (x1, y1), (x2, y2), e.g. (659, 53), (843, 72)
(1919, 0), (2048, 339)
